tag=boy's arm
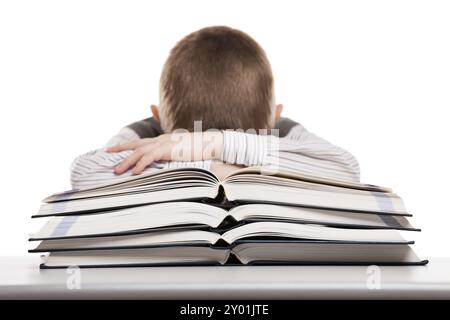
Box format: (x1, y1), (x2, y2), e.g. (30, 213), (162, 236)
(70, 122), (212, 189)
(70, 148), (212, 189)
(108, 121), (360, 183)
(219, 123), (361, 182)
(72, 118), (359, 188)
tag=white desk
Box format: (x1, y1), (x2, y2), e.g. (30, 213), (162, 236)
(0, 256), (449, 299)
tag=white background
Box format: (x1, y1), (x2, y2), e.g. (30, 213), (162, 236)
(0, 0), (449, 257)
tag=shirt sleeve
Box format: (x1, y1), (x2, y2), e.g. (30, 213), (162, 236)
(105, 127), (140, 147)
(219, 124), (361, 182)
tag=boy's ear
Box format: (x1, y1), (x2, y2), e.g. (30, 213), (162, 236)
(151, 104), (160, 123)
(275, 104), (283, 121)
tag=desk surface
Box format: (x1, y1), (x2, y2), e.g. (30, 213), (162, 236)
(1, 256), (449, 299)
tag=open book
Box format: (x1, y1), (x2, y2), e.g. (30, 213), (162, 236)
(32, 210), (424, 267)
(29, 202), (418, 242)
(30, 201), (426, 267)
(38, 242), (425, 268)
(35, 167), (407, 217)
(30, 166), (427, 268)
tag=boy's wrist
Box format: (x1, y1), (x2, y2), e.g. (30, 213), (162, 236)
(204, 131), (223, 160)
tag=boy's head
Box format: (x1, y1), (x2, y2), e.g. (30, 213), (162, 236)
(152, 26), (282, 132)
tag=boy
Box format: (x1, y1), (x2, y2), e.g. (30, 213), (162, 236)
(71, 26), (360, 189)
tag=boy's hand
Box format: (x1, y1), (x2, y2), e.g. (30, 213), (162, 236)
(106, 131), (223, 175)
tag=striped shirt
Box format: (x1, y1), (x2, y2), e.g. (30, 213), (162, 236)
(70, 117), (360, 188)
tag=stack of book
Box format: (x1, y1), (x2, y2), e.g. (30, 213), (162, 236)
(29, 167), (427, 268)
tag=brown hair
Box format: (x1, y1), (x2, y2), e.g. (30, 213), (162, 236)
(160, 26), (274, 132)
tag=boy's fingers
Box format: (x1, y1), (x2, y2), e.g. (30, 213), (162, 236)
(114, 150), (144, 174)
(132, 154), (155, 175)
